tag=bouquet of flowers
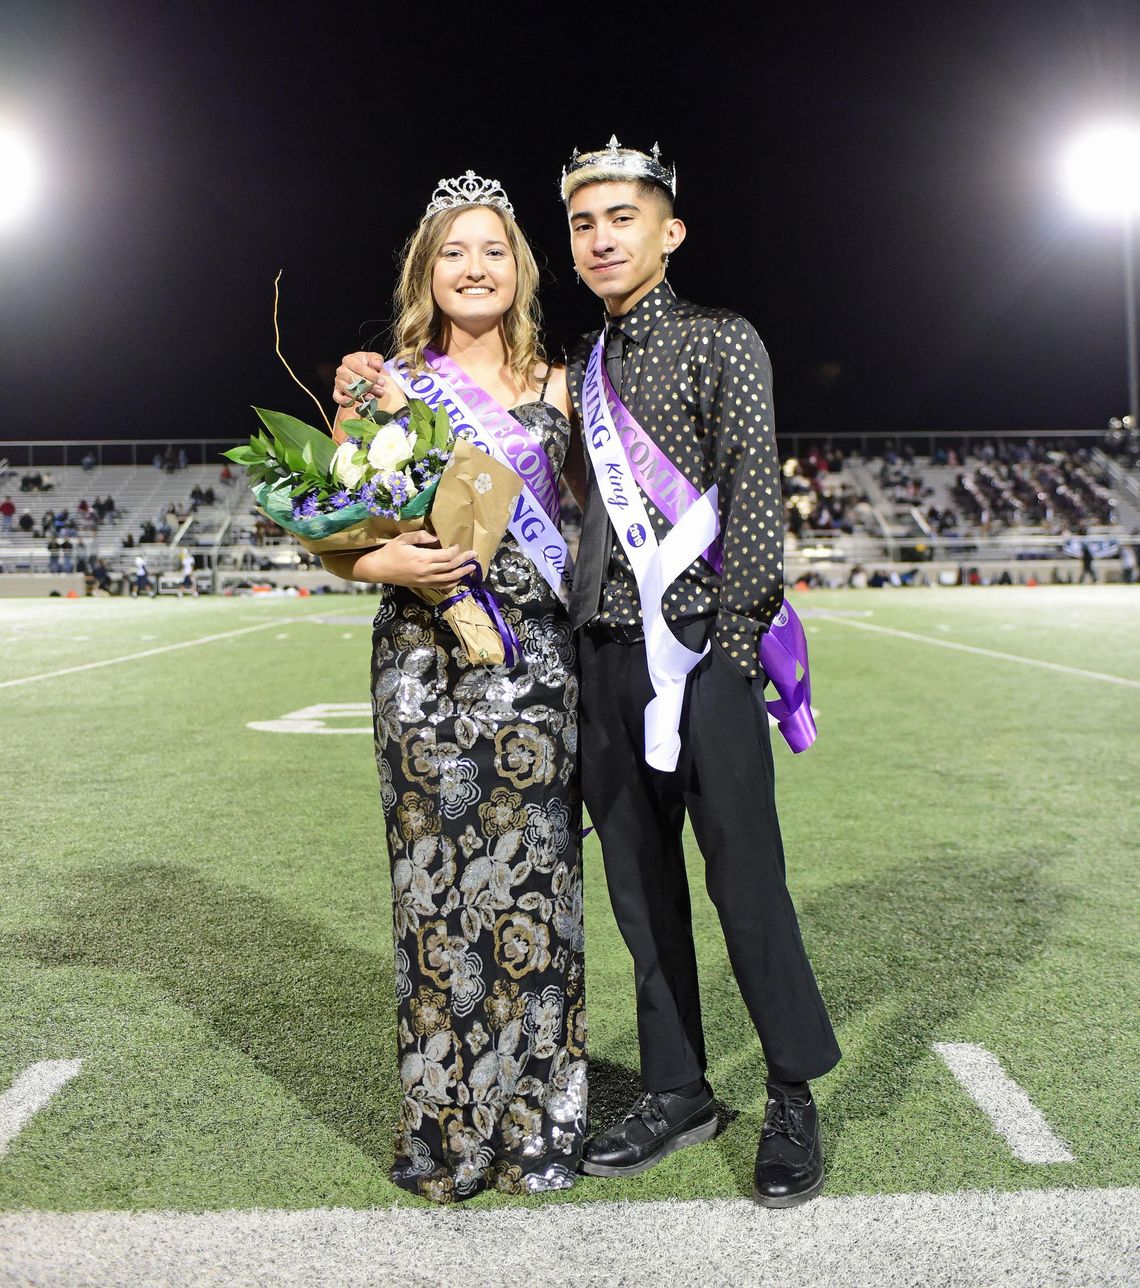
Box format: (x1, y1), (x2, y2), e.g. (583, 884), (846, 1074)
(223, 398), (524, 663)
(223, 398), (452, 552)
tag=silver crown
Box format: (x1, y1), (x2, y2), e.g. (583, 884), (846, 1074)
(561, 135), (676, 201)
(424, 170), (515, 219)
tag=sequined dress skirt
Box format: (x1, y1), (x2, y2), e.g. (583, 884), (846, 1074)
(370, 535), (586, 1203)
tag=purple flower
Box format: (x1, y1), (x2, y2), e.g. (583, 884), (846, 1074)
(292, 491), (320, 520)
(387, 472), (410, 510)
(329, 488), (354, 509)
(345, 436), (361, 448)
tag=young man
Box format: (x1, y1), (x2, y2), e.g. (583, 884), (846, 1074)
(561, 138), (840, 1207)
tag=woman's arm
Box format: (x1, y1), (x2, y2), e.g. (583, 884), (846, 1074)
(321, 532), (478, 587)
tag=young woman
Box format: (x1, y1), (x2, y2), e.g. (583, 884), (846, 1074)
(323, 177), (586, 1204)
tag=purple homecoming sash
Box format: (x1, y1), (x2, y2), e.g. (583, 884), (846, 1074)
(388, 353), (573, 604)
(600, 358), (723, 573)
(426, 350), (561, 524)
(592, 337), (817, 753)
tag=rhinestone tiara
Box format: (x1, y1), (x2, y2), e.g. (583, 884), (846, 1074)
(423, 170), (515, 220)
(561, 136), (676, 202)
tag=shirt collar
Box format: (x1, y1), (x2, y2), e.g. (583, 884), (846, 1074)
(605, 279), (677, 348)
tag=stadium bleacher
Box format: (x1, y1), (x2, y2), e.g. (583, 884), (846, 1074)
(2, 433), (1138, 596)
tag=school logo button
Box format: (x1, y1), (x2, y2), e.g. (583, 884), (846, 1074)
(626, 523), (647, 548)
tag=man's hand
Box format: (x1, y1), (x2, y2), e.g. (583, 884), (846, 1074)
(326, 532), (479, 588)
(333, 351), (389, 407)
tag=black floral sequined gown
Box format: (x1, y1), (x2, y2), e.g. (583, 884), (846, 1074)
(370, 400), (586, 1203)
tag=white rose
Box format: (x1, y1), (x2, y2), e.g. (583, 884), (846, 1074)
(401, 468), (419, 499)
(331, 441), (365, 490)
(368, 422), (415, 472)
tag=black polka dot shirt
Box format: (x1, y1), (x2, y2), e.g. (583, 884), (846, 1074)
(567, 280), (784, 680)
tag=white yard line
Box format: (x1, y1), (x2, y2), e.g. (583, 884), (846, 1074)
(812, 612), (1140, 688)
(0, 618), (312, 690)
(0, 1061), (83, 1156)
(933, 1043), (1074, 1164)
(0, 1188), (1135, 1288)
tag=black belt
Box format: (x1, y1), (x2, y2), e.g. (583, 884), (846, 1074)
(585, 620), (645, 644)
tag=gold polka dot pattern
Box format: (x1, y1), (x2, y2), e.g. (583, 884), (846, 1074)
(567, 280), (784, 680)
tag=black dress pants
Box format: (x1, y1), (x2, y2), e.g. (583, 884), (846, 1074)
(579, 620), (841, 1090)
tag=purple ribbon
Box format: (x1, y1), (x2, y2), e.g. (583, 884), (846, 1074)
(759, 602), (816, 753)
(438, 570), (523, 668)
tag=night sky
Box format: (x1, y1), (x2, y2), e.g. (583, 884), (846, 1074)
(1, 0), (1138, 446)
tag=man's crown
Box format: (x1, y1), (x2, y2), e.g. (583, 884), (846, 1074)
(560, 136), (676, 202)
(424, 170), (515, 220)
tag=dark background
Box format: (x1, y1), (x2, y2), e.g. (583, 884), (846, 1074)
(1, 0), (1138, 444)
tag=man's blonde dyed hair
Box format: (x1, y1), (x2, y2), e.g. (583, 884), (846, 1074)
(393, 204), (545, 390)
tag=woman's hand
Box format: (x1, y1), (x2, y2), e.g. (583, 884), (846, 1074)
(323, 533), (479, 588)
(333, 351), (389, 407)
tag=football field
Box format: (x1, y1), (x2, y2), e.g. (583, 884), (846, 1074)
(1, 587), (1137, 1286)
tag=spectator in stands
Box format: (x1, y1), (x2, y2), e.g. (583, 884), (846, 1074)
(47, 536), (62, 573)
(81, 451), (96, 471)
(18, 509), (33, 533)
(1079, 542), (1096, 584)
(220, 463), (235, 486)
(60, 537), (74, 574)
(123, 531), (135, 548)
(40, 470), (56, 491)
(140, 519), (157, 544)
(0, 496), (14, 532)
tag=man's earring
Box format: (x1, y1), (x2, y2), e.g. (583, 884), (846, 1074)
(663, 251), (671, 269)
(574, 267), (582, 283)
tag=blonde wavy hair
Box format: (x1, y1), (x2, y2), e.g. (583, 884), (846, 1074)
(392, 204), (545, 392)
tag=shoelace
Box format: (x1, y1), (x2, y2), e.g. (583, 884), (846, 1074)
(624, 1091), (669, 1132)
(762, 1097), (811, 1148)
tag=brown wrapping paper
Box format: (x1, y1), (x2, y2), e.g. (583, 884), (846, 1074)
(291, 439), (524, 664)
(424, 439), (524, 664)
(296, 515), (427, 556)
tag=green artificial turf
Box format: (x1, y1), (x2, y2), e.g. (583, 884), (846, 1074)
(0, 587), (1137, 1210)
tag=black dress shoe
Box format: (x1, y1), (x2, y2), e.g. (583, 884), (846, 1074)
(752, 1092), (824, 1207)
(580, 1086), (719, 1177)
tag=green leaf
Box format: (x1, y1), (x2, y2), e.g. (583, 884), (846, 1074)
(432, 404), (452, 451)
(251, 407), (336, 476)
(222, 445), (257, 464)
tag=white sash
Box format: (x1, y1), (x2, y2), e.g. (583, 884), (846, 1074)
(387, 360), (573, 605)
(582, 341), (720, 771)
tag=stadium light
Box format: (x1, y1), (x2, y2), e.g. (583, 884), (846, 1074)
(0, 120), (39, 230)
(1060, 120), (1140, 435)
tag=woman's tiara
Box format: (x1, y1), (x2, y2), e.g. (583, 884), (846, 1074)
(424, 171), (515, 220)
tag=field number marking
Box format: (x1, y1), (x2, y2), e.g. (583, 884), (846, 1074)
(0, 1061), (83, 1156)
(248, 703), (374, 734)
(814, 613), (1140, 689)
(934, 1043), (1074, 1164)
